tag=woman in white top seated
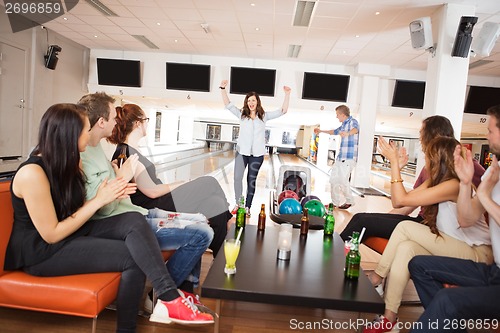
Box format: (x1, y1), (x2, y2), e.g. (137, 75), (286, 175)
(362, 136), (493, 333)
(219, 79), (291, 217)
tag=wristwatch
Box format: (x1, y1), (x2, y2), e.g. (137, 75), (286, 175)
(219, 86), (225, 89)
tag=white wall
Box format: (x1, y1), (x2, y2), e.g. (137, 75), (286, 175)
(0, 10), (89, 157)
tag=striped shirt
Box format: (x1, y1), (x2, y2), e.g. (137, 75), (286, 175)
(334, 116), (359, 161)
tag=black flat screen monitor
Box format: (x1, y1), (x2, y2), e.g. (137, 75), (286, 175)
(230, 67), (276, 97)
(302, 72), (350, 102)
(391, 80), (426, 109)
(97, 58), (141, 87)
(166, 62), (211, 92)
(464, 86), (500, 115)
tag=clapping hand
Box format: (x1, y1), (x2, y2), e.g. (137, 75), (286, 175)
(94, 177), (128, 206)
(377, 136), (399, 163)
(220, 80), (228, 89)
(398, 146), (409, 170)
(283, 86), (291, 94)
(453, 144), (474, 185)
(477, 155), (499, 200)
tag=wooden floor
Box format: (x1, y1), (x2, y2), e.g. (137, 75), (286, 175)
(0, 152), (426, 333)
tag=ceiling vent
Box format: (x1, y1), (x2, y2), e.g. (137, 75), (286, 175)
(84, 0), (118, 17)
(287, 44), (302, 58)
(469, 59), (493, 69)
(293, 1), (316, 27)
(132, 35), (159, 49)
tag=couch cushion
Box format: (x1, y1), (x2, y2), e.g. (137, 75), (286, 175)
(364, 237), (388, 254)
(0, 271), (121, 317)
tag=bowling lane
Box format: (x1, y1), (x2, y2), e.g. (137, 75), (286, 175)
(153, 149), (390, 267)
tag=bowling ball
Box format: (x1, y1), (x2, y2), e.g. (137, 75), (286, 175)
(300, 195), (321, 208)
(304, 199), (326, 217)
(278, 190), (300, 204)
(279, 198), (303, 215)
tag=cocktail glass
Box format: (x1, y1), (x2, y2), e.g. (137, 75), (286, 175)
(224, 239), (241, 275)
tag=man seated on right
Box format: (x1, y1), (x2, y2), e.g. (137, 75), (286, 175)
(408, 105), (500, 333)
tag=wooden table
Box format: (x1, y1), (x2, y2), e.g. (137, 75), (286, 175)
(202, 225), (384, 332)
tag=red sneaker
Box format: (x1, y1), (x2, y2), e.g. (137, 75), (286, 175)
(150, 296), (214, 325)
(179, 290), (202, 306)
(180, 290), (218, 318)
(363, 315), (399, 333)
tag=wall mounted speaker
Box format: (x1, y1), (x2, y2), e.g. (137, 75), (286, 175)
(409, 17), (433, 50)
(44, 45), (62, 70)
(451, 16), (478, 58)
(471, 22), (500, 57)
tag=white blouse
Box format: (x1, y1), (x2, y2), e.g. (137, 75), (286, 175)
(436, 200), (491, 246)
(226, 102), (284, 157)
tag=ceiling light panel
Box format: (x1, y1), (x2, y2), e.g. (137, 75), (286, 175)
(132, 35), (159, 49)
(287, 44), (302, 57)
(84, 0), (119, 17)
(293, 1), (316, 27)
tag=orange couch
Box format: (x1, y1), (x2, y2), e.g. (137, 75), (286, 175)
(364, 236), (389, 254)
(0, 180), (121, 332)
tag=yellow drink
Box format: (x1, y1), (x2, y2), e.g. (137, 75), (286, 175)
(224, 239), (241, 274)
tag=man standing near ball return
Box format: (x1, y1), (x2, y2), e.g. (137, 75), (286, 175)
(315, 105), (359, 209)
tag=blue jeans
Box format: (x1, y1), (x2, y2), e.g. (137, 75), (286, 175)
(146, 208), (214, 287)
(136, 176), (231, 257)
(408, 255), (500, 333)
(234, 152), (264, 209)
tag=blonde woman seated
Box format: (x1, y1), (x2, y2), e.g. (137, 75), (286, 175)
(363, 136), (493, 333)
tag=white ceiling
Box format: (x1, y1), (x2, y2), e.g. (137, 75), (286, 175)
(4, 0), (500, 138)
(37, 0), (500, 75)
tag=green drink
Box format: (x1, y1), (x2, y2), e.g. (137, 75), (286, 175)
(236, 195), (246, 229)
(345, 231), (360, 280)
(324, 203), (335, 236)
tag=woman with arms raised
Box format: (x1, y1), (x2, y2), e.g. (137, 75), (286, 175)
(220, 79), (291, 217)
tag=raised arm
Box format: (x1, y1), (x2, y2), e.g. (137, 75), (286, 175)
(454, 144), (485, 226)
(220, 80), (230, 106)
(13, 164), (126, 244)
(281, 86), (291, 114)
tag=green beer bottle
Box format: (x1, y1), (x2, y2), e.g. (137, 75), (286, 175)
(345, 231), (360, 280)
(324, 203), (335, 236)
(236, 196), (246, 229)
